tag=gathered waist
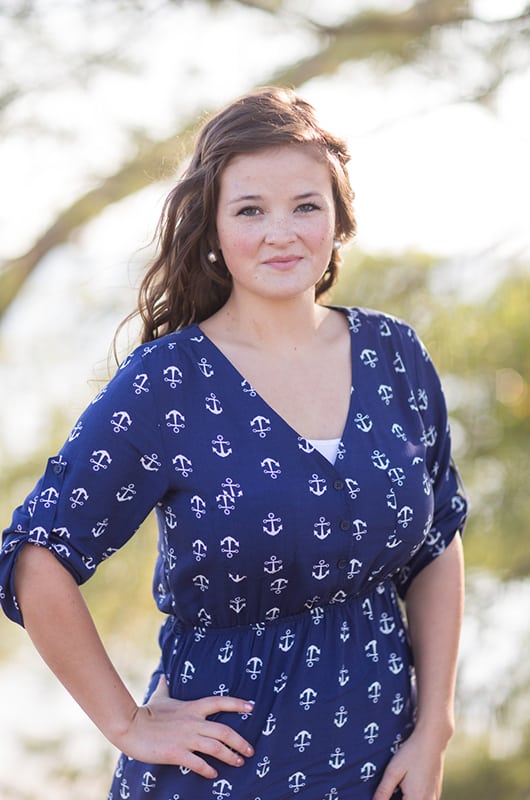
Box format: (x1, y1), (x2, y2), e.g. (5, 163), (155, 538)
(162, 578), (396, 641)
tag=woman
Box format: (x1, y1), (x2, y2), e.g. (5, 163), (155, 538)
(0, 87), (467, 799)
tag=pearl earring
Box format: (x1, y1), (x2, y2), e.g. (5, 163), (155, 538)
(332, 238), (341, 251)
(207, 250), (217, 263)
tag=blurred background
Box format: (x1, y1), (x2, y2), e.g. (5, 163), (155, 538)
(0, 0), (529, 797)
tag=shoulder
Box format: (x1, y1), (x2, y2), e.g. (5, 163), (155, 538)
(115, 325), (202, 376)
(338, 305), (427, 352)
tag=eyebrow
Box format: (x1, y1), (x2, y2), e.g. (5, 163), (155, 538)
(227, 191), (324, 205)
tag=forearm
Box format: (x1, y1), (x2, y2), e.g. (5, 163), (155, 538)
(14, 544), (138, 747)
(405, 535), (465, 745)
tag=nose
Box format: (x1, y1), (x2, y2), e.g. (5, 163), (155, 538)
(263, 214), (296, 245)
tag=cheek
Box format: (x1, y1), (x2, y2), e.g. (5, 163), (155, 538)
(219, 225), (259, 260)
(305, 220), (334, 248)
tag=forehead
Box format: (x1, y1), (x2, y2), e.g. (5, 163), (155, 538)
(219, 144), (332, 191)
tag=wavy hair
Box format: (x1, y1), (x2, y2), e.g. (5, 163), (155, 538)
(121, 87), (356, 345)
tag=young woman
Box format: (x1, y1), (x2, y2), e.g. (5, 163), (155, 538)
(0, 87), (466, 799)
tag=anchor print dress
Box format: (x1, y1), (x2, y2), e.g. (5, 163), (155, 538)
(0, 307), (467, 800)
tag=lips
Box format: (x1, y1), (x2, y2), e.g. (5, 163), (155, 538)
(263, 255), (302, 269)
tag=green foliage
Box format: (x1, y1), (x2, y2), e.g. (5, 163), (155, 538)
(444, 726), (530, 799)
(333, 250), (530, 578)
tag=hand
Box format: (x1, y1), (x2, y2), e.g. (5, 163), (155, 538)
(372, 729), (446, 800)
(117, 675), (255, 779)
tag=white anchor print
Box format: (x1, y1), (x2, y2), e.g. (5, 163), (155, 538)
(246, 657), (263, 680)
(141, 772), (156, 792)
(262, 713), (277, 736)
(288, 771), (306, 793)
(140, 452), (161, 471)
(89, 449), (112, 471)
(261, 457), (281, 478)
(360, 762), (377, 782)
(217, 641), (234, 663)
(70, 486), (89, 508)
(165, 409), (185, 433)
(338, 665), (350, 686)
(172, 454), (193, 477)
(364, 722), (379, 744)
(378, 384), (393, 405)
(250, 415), (271, 438)
(212, 435), (232, 457)
(133, 373), (149, 394)
(205, 393), (223, 414)
(329, 748), (346, 769)
(299, 687), (317, 710)
(312, 559), (330, 580)
(39, 487), (58, 509)
(197, 357), (214, 377)
(256, 756), (271, 778)
(368, 681), (382, 703)
(110, 411), (132, 433)
(212, 778), (232, 799)
(190, 495), (206, 519)
(192, 539), (207, 561)
(313, 516), (331, 540)
(305, 643), (321, 667)
(91, 518), (109, 538)
(273, 671), (288, 692)
(392, 693), (405, 714)
(262, 512), (283, 536)
(354, 412), (373, 432)
(334, 706), (348, 728)
(270, 577), (288, 595)
(293, 730), (312, 752)
(279, 629), (295, 652)
(116, 484), (136, 502)
(308, 474), (327, 496)
(264, 555), (283, 574)
(360, 348), (378, 368)
(163, 366), (183, 387)
(69, 420), (83, 440)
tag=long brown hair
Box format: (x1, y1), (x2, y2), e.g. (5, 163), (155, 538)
(121, 86), (356, 345)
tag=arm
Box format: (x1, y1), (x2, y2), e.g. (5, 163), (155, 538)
(374, 534), (464, 800)
(14, 545), (254, 779)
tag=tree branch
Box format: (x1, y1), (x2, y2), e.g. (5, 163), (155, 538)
(0, 0), (524, 318)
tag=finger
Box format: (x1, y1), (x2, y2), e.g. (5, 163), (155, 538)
(200, 719), (255, 758)
(151, 674), (170, 698)
(195, 734), (249, 769)
(177, 749), (220, 780)
(373, 763), (404, 800)
(192, 694), (255, 718)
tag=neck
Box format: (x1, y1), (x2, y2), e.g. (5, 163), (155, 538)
(214, 293), (329, 351)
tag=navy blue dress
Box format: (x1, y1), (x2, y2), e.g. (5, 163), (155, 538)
(0, 307), (467, 800)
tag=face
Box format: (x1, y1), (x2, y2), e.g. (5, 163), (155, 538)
(215, 145), (336, 304)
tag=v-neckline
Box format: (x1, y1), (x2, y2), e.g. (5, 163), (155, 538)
(193, 307), (355, 447)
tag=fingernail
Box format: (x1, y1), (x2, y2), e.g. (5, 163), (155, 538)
(244, 701), (254, 711)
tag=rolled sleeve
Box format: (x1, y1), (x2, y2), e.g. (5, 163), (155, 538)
(394, 329), (468, 598)
(0, 347), (170, 626)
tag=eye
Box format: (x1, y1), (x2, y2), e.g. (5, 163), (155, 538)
(296, 202), (320, 213)
(236, 206), (262, 217)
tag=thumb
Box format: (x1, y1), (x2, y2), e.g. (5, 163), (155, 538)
(151, 673), (170, 699)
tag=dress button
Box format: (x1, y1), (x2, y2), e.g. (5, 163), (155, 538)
(337, 558), (348, 569)
(333, 479), (344, 491)
(339, 519), (350, 531)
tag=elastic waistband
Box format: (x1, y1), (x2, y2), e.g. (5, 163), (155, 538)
(163, 578), (396, 639)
